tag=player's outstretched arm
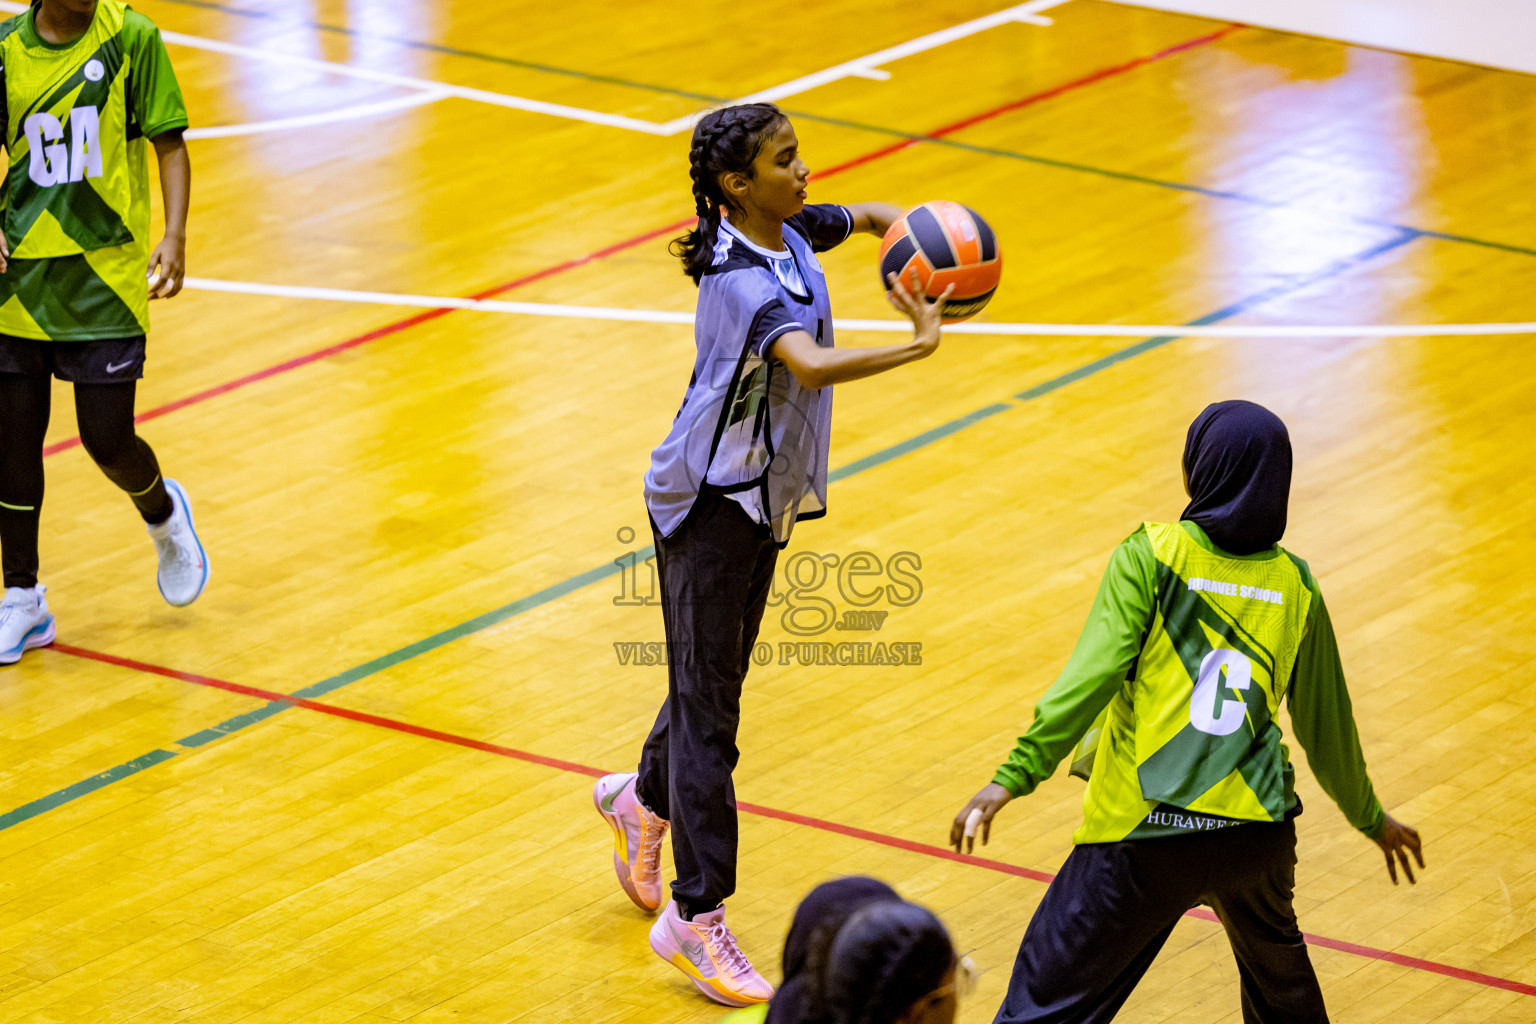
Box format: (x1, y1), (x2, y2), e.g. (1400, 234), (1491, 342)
(769, 270), (950, 389)
(1287, 580), (1427, 884)
(149, 129), (190, 299)
(945, 532), (1160, 855)
(845, 202), (903, 237)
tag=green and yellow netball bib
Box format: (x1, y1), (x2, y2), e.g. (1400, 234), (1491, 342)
(1074, 522), (1314, 843)
(0, 2), (188, 339)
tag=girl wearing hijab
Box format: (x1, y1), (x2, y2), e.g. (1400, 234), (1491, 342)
(718, 877), (963, 1024)
(949, 400), (1423, 1023)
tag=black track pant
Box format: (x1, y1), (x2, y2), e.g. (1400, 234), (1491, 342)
(0, 377), (173, 589)
(636, 490), (779, 918)
(995, 817), (1328, 1024)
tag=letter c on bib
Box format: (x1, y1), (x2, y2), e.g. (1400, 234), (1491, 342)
(1189, 648), (1252, 736)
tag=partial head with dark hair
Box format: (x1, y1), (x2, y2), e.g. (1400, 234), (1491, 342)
(668, 102), (798, 284)
(823, 901), (958, 1024)
(766, 877), (902, 1024)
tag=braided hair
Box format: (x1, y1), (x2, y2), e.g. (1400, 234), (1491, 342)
(822, 902), (956, 1024)
(669, 102), (789, 285)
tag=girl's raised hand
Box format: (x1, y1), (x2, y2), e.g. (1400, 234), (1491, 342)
(886, 269), (951, 355)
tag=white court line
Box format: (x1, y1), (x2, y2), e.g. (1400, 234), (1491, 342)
(183, 90), (450, 140)
(0, 1), (1061, 138)
(180, 278), (1536, 337)
(183, 277), (697, 324)
(153, 28), (675, 134)
(0, 0), (670, 135)
(653, 0), (1069, 134)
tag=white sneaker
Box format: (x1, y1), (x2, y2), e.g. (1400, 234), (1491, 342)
(0, 585), (55, 664)
(649, 900), (774, 1007)
(147, 479), (209, 607)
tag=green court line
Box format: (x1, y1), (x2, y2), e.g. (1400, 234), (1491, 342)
(829, 404), (1016, 482)
(0, 227), (1419, 835)
(0, 750), (178, 832)
(151, 0), (1536, 258)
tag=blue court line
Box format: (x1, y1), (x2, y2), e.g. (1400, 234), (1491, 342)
(835, 226), (1419, 478)
(0, 227), (1419, 834)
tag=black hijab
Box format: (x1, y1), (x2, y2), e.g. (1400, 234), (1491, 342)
(1181, 400), (1292, 556)
(765, 877), (901, 1024)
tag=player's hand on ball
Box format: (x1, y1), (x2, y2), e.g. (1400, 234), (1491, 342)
(886, 268), (951, 355)
(1374, 814), (1424, 885)
(950, 782), (1012, 854)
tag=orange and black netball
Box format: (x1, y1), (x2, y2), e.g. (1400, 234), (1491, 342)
(878, 201), (1002, 324)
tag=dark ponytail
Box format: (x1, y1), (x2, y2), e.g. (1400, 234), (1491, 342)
(822, 902), (955, 1024)
(669, 102), (789, 285)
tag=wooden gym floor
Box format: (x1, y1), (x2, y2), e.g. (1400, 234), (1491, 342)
(0, 1), (1533, 1021)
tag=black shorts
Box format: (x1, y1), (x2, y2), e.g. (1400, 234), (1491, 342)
(0, 334), (147, 383)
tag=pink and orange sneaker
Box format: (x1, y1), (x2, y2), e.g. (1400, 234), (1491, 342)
(649, 900), (774, 1007)
(593, 772), (668, 911)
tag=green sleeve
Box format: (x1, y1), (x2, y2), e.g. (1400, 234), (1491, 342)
(124, 11), (189, 138)
(992, 529), (1158, 798)
(1285, 565), (1386, 839)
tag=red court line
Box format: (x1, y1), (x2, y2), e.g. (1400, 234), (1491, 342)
(49, 643), (606, 779)
(1179, 905), (1536, 998)
(47, 640), (1536, 999)
(813, 23), (1244, 180)
(40, 23), (1238, 460)
(736, 800), (1056, 885)
(40, 221), (690, 459)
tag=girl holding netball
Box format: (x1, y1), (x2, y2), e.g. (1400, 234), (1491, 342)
(0, 0), (208, 665)
(594, 101), (951, 1006)
(950, 400), (1424, 1023)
